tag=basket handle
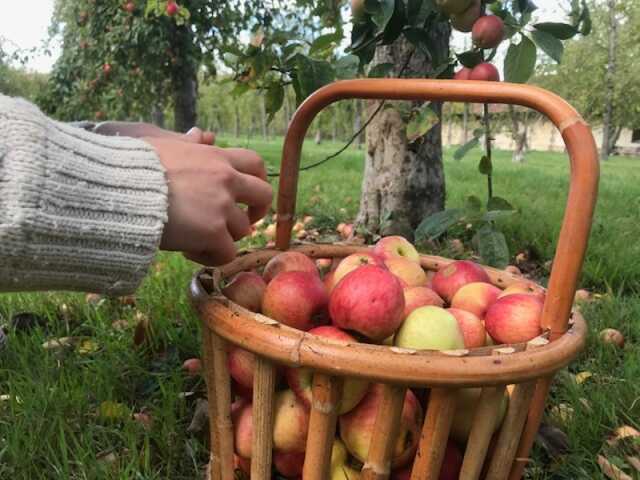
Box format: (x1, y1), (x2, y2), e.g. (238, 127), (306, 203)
(275, 79), (599, 338)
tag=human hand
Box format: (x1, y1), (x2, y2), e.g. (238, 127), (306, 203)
(143, 137), (273, 266)
(94, 121), (215, 146)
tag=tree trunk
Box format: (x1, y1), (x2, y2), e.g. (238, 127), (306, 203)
(354, 99), (365, 149)
(463, 103), (470, 143)
(173, 65), (198, 133)
(332, 108), (338, 143)
(509, 105), (527, 163)
(234, 103), (240, 138)
(356, 29), (449, 240)
(151, 104), (165, 128)
(601, 0), (618, 161)
(260, 95), (268, 139)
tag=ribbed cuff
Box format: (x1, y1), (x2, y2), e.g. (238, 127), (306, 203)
(0, 96), (168, 295)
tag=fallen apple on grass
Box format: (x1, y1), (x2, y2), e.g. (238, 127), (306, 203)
(484, 293), (543, 344)
(340, 384), (423, 469)
(330, 266), (405, 342)
(222, 271), (266, 313)
(432, 260), (491, 303)
(395, 306), (465, 351)
(263, 251), (318, 283)
(182, 358), (202, 376)
(262, 271), (329, 331)
(286, 326), (369, 415)
(599, 328), (625, 348)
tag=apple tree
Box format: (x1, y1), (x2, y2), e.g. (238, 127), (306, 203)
(224, 0), (590, 260)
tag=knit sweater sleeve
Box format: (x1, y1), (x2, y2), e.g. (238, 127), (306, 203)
(0, 95), (168, 295)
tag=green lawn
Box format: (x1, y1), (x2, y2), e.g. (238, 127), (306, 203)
(1, 137), (638, 479)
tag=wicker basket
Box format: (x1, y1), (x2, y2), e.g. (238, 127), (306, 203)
(190, 79), (600, 480)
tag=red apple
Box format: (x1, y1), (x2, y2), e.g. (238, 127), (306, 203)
(340, 384), (422, 469)
(273, 390), (310, 453)
(333, 252), (385, 287)
(263, 251), (318, 283)
(373, 236), (420, 263)
(274, 451), (305, 477)
(403, 286), (445, 317)
(330, 266), (405, 342)
(504, 265), (522, 275)
(432, 260), (491, 303)
(166, 1), (178, 16)
(232, 401), (253, 458)
(450, 282), (501, 319)
(262, 271), (329, 331)
(450, 0), (481, 32)
(599, 328), (625, 348)
(485, 294), (543, 344)
(498, 281), (546, 302)
(436, 0), (473, 15)
(316, 258), (333, 274)
(233, 454), (251, 476)
(222, 271), (266, 313)
(286, 326), (369, 415)
(102, 63), (112, 75)
(469, 62), (500, 82)
(453, 67), (472, 80)
(124, 2), (135, 13)
(390, 440), (462, 479)
(182, 358), (202, 376)
(447, 308), (486, 348)
(324, 269), (338, 293)
(385, 257), (429, 287)
(472, 15), (505, 49)
(228, 347), (255, 394)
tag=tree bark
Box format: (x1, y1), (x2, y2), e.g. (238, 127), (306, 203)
(356, 29), (449, 240)
(463, 103), (470, 143)
(260, 95), (268, 139)
(173, 64), (198, 133)
(601, 0), (618, 161)
(354, 99), (365, 149)
(509, 105), (528, 163)
(151, 104), (165, 128)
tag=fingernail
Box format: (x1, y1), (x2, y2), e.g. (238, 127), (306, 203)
(186, 127), (199, 135)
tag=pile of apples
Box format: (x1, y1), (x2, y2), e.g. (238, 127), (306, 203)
(221, 236), (547, 479)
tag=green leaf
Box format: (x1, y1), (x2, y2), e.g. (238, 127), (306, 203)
(487, 196), (515, 211)
(366, 0), (396, 32)
(478, 156), (492, 175)
(292, 54), (335, 101)
(309, 32), (343, 56)
(368, 62), (395, 78)
(578, 1), (592, 36)
(466, 195), (483, 212)
(533, 22), (578, 40)
(475, 225), (510, 268)
(415, 209), (466, 242)
(264, 83), (285, 120)
(381, 0), (406, 45)
(335, 55), (360, 79)
(407, 104), (438, 142)
(483, 210), (517, 222)
(457, 50), (484, 69)
(454, 136), (480, 160)
(531, 30), (564, 63)
(504, 36), (537, 83)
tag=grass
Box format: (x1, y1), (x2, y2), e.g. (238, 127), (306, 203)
(1, 136), (639, 479)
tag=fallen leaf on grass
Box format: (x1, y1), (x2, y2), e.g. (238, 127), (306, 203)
(42, 336), (82, 351)
(597, 455), (633, 480)
(626, 456), (640, 473)
(111, 319), (130, 331)
(536, 422), (570, 459)
(550, 403), (574, 424)
(133, 314), (152, 348)
(606, 425), (640, 450)
(187, 399), (209, 435)
(575, 371), (593, 384)
(98, 401), (130, 421)
(97, 451), (118, 465)
(77, 339), (99, 354)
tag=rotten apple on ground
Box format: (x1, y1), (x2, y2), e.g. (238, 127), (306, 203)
(395, 306), (465, 351)
(329, 266), (405, 342)
(373, 236), (420, 263)
(263, 251), (318, 283)
(222, 271), (266, 312)
(262, 271), (329, 331)
(432, 260), (491, 303)
(340, 384), (423, 469)
(286, 326), (369, 415)
(485, 293), (543, 344)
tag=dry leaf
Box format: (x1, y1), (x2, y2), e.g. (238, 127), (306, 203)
(42, 336), (81, 351)
(78, 339), (99, 355)
(550, 403), (574, 424)
(133, 314), (152, 347)
(187, 399), (210, 435)
(626, 456), (640, 473)
(607, 425), (640, 450)
(597, 455), (633, 480)
(98, 401), (130, 421)
(97, 451), (118, 465)
(575, 371), (593, 384)
(111, 319), (130, 331)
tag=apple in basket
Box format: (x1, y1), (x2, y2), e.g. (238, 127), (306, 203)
(450, 282), (501, 319)
(403, 286), (445, 318)
(274, 450), (305, 478)
(498, 281), (546, 302)
(373, 236), (421, 263)
(263, 251), (318, 283)
(332, 252), (385, 287)
(222, 271), (266, 312)
(395, 306), (465, 351)
(432, 260), (491, 303)
(385, 257), (429, 287)
(286, 326), (369, 415)
(447, 308), (486, 348)
(228, 347), (255, 397)
(484, 293), (543, 344)
(450, 387), (508, 443)
(340, 384), (423, 469)
(330, 438), (361, 480)
(329, 266), (405, 342)
(262, 271), (329, 331)
(390, 440), (463, 479)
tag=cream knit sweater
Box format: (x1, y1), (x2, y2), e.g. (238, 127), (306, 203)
(0, 95), (168, 295)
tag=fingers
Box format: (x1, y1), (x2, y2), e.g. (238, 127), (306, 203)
(184, 229), (237, 266)
(202, 131), (216, 145)
(226, 205), (252, 241)
(218, 148), (268, 181)
(231, 172), (273, 213)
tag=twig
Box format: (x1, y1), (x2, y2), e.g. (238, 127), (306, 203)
(483, 103), (493, 201)
(267, 48), (417, 177)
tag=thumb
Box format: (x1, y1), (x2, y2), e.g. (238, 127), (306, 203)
(183, 127), (204, 144)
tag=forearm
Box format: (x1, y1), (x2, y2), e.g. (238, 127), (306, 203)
(0, 95), (168, 295)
